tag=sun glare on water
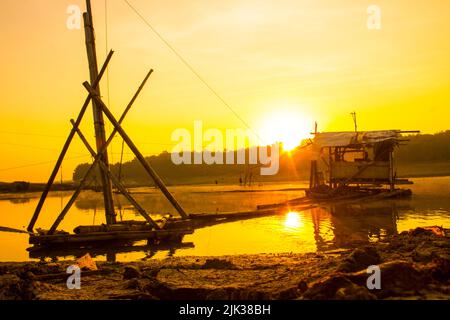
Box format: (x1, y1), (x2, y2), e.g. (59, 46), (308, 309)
(259, 110), (312, 151)
(284, 211), (304, 230)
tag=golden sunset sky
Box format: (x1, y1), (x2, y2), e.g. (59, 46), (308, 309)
(0, 0), (449, 182)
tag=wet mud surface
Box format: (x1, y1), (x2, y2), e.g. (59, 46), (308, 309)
(0, 227), (448, 300)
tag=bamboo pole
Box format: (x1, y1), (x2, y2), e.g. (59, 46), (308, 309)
(84, 0), (115, 225)
(47, 70), (154, 233)
(83, 82), (189, 219)
(27, 50), (114, 232)
(48, 162), (99, 234)
(70, 120), (159, 229)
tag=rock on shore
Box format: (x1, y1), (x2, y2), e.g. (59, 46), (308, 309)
(0, 227), (448, 300)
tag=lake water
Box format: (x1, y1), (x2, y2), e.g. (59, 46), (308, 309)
(0, 177), (449, 262)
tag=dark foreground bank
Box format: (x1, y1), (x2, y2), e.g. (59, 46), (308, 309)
(0, 227), (449, 300)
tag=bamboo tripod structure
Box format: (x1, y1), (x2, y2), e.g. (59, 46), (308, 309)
(28, 0), (188, 236)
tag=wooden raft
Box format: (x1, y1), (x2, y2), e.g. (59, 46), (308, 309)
(29, 228), (193, 246)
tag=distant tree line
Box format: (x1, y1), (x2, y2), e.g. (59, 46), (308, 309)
(73, 148), (316, 186)
(72, 131), (450, 185)
(395, 131), (450, 162)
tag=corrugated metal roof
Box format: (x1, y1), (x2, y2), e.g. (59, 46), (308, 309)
(313, 130), (401, 147)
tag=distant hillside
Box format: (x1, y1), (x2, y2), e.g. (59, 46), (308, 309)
(395, 131), (450, 162)
(72, 131), (450, 185)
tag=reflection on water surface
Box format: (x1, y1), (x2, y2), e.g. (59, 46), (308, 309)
(0, 178), (449, 262)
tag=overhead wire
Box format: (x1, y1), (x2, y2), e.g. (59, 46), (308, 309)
(122, 0), (265, 145)
(0, 155), (90, 172)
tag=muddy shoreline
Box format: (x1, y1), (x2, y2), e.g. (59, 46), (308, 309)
(0, 227), (448, 300)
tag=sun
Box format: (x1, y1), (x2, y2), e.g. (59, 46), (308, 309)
(258, 110), (313, 151)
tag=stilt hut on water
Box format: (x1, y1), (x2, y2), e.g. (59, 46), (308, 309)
(308, 130), (419, 193)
